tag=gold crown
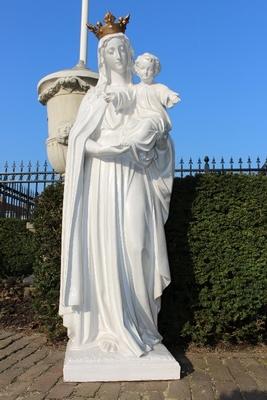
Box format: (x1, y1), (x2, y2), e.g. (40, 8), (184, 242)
(87, 11), (130, 40)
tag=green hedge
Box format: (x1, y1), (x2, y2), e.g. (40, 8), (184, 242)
(33, 175), (267, 344)
(32, 182), (66, 341)
(0, 219), (35, 278)
(160, 174), (267, 345)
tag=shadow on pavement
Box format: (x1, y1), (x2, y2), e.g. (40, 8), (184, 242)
(167, 346), (194, 378)
(219, 389), (267, 400)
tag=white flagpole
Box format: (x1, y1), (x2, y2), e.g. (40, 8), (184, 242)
(79, 0), (89, 66)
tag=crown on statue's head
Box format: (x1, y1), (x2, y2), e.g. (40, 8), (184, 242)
(87, 11), (130, 40)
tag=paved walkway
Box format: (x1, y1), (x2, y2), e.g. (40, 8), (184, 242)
(0, 330), (266, 400)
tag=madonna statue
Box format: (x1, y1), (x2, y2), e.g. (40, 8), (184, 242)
(60, 12), (181, 381)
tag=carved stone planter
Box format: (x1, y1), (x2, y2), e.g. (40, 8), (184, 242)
(38, 66), (98, 174)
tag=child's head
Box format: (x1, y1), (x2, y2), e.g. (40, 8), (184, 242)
(134, 53), (161, 84)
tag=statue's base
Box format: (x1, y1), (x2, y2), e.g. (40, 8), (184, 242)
(63, 343), (180, 382)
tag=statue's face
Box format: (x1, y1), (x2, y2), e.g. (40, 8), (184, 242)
(104, 37), (128, 73)
(136, 58), (155, 84)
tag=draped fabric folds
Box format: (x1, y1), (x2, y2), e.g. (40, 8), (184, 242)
(59, 34), (175, 357)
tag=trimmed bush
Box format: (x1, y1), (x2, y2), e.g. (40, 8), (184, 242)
(32, 175), (267, 345)
(0, 219), (35, 278)
(160, 174), (267, 345)
(32, 182), (66, 341)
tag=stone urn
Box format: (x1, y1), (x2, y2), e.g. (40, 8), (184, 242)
(38, 65), (98, 174)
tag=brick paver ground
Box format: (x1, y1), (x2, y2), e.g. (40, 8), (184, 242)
(0, 330), (266, 400)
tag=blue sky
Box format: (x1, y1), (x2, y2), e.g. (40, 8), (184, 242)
(0, 0), (266, 170)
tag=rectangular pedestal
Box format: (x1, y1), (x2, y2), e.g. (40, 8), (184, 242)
(64, 343), (180, 382)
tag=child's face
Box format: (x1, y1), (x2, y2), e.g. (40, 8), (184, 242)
(136, 58), (155, 84)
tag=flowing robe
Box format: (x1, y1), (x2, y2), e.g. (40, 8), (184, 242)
(59, 86), (175, 356)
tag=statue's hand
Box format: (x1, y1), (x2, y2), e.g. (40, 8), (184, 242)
(156, 136), (168, 150)
(103, 92), (116, 104)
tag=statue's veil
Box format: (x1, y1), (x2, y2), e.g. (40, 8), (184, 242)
(96, 33), (134, 91)
(60, 33), (134, 314)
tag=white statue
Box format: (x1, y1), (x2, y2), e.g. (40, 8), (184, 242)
(60, 12), (181, 381)
(129, 52), (180, 165)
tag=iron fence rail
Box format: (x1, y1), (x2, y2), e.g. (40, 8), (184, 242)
(0, 161), (61, 219)
(0, 157), (266, 219)
(175, 156), (267, 177)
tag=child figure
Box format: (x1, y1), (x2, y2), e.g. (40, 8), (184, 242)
(122, 52), (180, 165)
(85, 53), (180, 164)
(134, 52), (180, 127)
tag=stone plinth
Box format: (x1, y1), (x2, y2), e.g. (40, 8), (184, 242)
(64, 343), (180, 382)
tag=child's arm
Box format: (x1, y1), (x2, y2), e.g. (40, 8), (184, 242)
(157, 84), (181, 109)
(85, 138), (129, 156)
(165, 92), (180, 108)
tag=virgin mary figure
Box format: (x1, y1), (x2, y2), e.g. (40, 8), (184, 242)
(59, 13), (177, 363)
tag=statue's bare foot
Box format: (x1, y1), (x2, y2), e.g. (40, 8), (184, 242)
(99, 340), (118, 353)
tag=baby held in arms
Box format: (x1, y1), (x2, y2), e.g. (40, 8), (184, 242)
(85, 52), (180, 161)
(125, 52), (180, 164)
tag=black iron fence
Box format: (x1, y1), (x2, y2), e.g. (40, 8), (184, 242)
(0, 157), (266, 220)
(0, 161), (61, 219)
(176, 156), (267, 178)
